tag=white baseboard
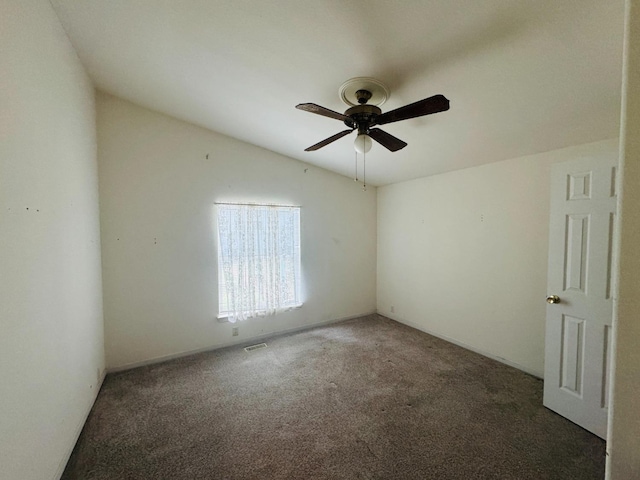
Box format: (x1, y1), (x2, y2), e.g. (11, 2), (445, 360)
(107, 311), (378, 373)
(381, 312), (543, 379)
(53, 367), (106, 480)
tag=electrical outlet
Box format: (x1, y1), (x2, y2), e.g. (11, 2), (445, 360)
(232, 326), (239, 336)
(390, 305), (395, 313)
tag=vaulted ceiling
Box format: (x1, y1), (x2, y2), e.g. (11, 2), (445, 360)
(51, 0), (625, 186)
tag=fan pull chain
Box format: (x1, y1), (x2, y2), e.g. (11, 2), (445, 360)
(363, 150), (367, 191)
(354, 151), (358, 182)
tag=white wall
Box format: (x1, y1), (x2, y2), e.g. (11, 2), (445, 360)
(97, 93), (377, 370)
(0, 1), (104, 479)
(377, 139), (618, 377)
(607, 0), (640, 477)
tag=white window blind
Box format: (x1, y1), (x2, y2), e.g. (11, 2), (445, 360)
(217, 203), (301, 322)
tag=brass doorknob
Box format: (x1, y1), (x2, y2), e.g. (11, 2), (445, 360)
(546, 295), (561, 304)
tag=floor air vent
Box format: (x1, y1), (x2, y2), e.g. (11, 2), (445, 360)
(244, 343), (267, 352)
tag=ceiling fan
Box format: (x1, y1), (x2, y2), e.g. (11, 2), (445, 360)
(296, 77), (450, 154)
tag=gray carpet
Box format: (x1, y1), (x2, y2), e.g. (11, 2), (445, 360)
(63, 315), (605, 479)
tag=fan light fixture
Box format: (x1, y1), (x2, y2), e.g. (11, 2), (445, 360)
(354, 134), (372, 154)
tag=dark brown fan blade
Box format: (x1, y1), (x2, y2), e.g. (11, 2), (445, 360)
(375, 94), (449, 125)
(296, 103), (352, 125)
(304, 129), (354, 151)
(368, 128), (407, 152)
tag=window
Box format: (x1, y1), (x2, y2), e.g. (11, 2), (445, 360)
(217, 203), (301, 322)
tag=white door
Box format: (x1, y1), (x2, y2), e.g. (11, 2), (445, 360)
(543, 154), (618, 439)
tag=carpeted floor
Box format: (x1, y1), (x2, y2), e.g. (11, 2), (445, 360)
(63, 315), (605, 479)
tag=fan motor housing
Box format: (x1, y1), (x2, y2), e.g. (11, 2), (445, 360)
(344, 104), (381, 132)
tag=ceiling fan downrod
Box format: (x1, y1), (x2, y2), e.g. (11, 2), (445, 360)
(355, 89), (372, 104)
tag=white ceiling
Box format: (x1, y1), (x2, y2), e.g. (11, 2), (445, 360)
(51, 0), (625, 186)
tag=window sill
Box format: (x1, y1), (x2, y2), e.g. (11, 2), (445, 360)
(216, 304), (303, 322)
